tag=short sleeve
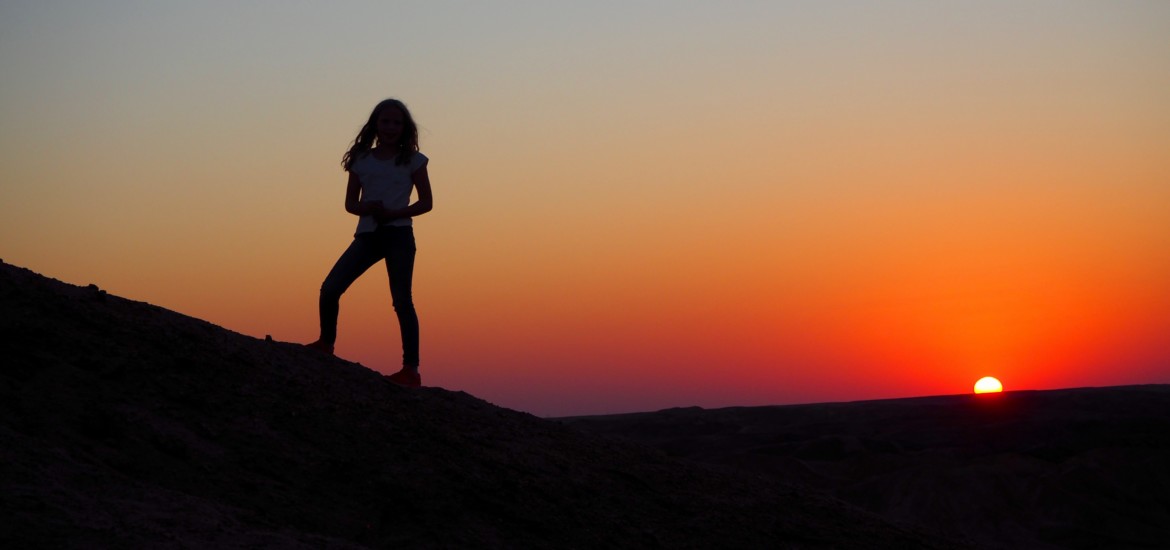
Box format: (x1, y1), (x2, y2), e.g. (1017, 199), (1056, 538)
(411, 152), (429, 173)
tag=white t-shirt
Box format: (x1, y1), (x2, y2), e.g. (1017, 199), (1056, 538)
(350, 151), (428, 233)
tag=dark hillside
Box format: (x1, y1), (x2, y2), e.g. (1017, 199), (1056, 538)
(0, 260), (953, 549)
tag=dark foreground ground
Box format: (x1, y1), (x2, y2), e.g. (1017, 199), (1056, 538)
(0, 260), (957, 548)
(564, 385), (1170, 549)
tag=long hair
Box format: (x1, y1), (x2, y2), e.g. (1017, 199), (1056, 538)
(341, 98), (419, 170)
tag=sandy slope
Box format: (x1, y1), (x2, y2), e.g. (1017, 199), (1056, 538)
(0, 260), (956, 549)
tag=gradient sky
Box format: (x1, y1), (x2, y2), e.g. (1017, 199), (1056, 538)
(3, 1), (1168, 416)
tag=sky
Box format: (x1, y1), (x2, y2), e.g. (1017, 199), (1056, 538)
(2, 0), (1168, 417)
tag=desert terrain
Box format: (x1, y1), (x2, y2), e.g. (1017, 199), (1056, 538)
(4, 259), (1166, 548)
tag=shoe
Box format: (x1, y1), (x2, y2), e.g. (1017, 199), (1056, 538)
(304, 339), (334, 355)
(387, 368), (421, 387)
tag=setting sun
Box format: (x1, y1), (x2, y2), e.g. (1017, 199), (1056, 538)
(974, 377), (1004, 394)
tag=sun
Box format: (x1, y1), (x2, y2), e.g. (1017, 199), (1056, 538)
(973, 376), (1003, 394)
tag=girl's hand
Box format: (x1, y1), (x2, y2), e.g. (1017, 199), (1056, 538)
(361, 200), (385, 216)
(366, 201), (398, 223)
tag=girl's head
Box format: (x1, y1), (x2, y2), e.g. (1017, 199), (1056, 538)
(342, 98), (419, 170)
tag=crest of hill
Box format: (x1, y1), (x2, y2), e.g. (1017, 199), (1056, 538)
(0, 261), (956, 549)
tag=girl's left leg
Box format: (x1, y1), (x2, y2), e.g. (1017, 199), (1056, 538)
(381, 227), (419, 369)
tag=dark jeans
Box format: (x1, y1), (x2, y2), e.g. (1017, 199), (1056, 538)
(319, 226), (419, 367)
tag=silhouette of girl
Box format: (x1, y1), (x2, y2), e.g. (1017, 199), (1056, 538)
(306, 99), (432, 387)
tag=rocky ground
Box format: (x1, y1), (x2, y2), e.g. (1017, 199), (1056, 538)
(0, 260), (957, 549)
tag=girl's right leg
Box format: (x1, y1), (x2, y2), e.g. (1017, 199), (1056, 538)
(317, 235), (383, 346)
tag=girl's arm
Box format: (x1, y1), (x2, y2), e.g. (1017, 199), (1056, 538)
(343, 172), (381, 216)
(374, 165), (434, 221)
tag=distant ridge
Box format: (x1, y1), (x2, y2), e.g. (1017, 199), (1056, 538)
(566, 383), (1170, 548)
(0, 260), (953, 549)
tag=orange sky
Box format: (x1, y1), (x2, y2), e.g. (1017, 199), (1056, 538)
(2, 2), (1168, 415)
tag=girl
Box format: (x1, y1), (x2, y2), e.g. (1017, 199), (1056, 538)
(306, 99), (433, 387)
